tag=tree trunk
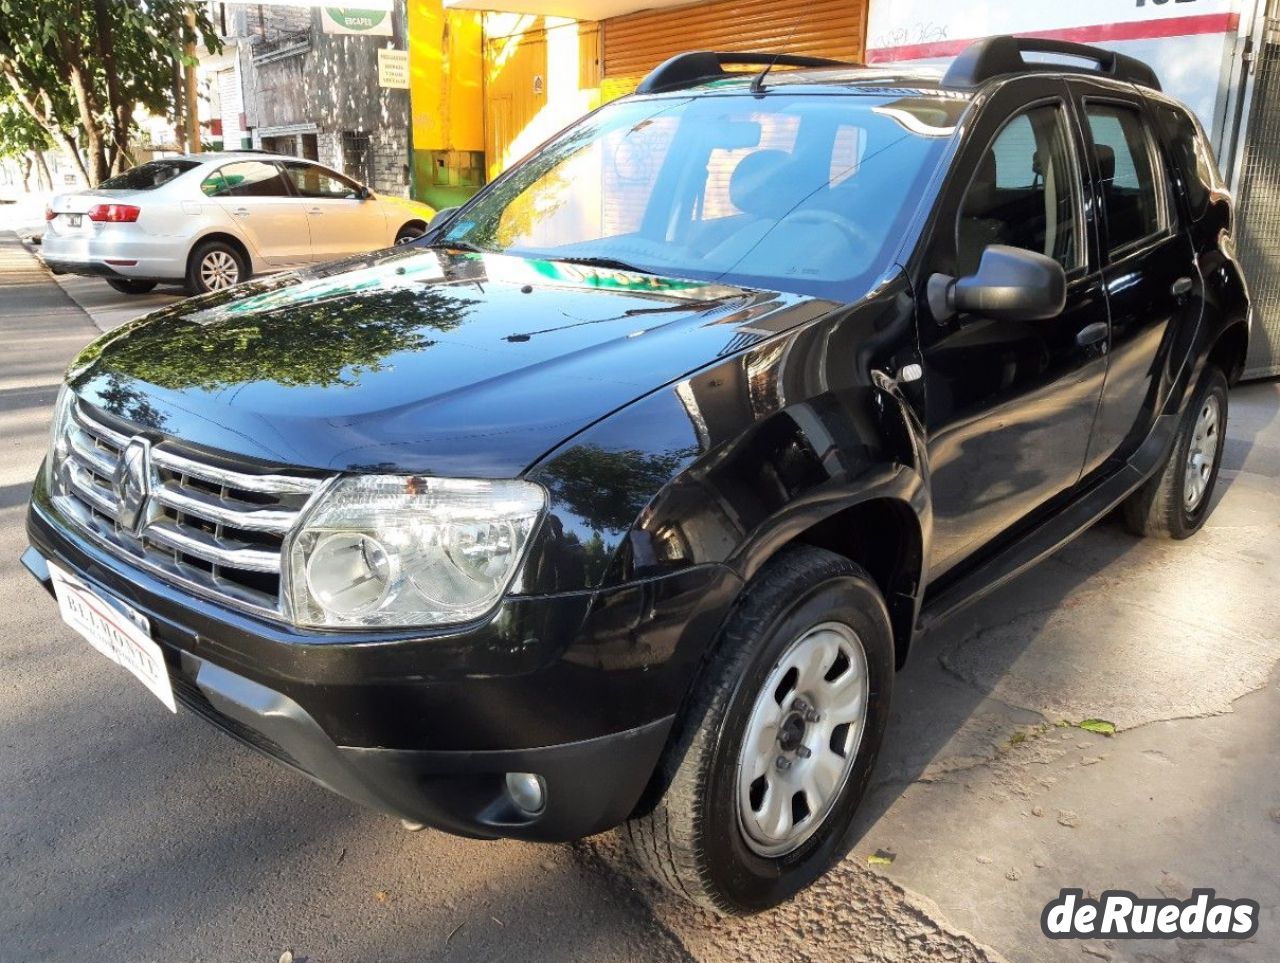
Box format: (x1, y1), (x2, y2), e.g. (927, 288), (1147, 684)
(0, 67), (93, 185)
(20, 155), (34, 193)
(92, 0), (131, 175)
(34, 151), (53, 192)
(65, 61), (107, 183)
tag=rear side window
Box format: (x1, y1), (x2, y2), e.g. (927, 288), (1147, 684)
(202, 161), (291, 198)
(99, 159), (199, 191)
(1085, 103), (1164, 252)
(1158, 105), (1215, 219)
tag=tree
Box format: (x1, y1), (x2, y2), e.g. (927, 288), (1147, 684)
(0, 0), (219, 184)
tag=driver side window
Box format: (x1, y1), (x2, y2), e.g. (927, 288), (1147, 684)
(956, 104), (1082, 276)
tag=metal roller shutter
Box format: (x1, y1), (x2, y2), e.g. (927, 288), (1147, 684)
(1238, 11), (1280, 378)
(602, 0), (866, 97)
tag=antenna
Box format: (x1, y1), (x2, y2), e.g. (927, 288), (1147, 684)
(750, 17), (806, 95)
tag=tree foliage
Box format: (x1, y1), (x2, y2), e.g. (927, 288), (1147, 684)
(0, 0), (220, 183)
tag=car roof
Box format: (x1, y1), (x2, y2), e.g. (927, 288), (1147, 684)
(669, 65), (963, 98)
(632, 37), (1161, 101)
(171, 151), (315, 164)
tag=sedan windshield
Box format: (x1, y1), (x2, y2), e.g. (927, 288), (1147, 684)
(99, 159), (200, 191)
(445, 91), (964, 298)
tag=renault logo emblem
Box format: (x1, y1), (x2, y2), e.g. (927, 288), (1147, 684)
(115, 438), (152, 536)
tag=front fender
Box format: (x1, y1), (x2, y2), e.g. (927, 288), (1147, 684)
(518, 273), (927, 597)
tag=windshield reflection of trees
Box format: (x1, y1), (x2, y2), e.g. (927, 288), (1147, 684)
(74, 285), (477, 394)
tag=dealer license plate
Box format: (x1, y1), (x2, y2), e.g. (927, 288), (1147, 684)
(48, 562), (176, 712)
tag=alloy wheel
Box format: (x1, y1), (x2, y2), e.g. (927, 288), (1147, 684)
(199, 250), (240, 291)
(736, 620), (869, 858)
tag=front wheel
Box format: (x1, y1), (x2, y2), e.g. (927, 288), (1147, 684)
(625, 546), (894, 914)
(395, 224), (425, 245)
(105, 278), (157, 295)
(186, 240), (247, 296)
(1122, 366), (1229, 539)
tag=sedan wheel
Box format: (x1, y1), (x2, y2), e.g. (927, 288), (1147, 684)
(200, 249), (241, 291)
(186, 240), (248, 296)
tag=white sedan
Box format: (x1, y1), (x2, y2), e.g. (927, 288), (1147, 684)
(41, 153), (436, 295)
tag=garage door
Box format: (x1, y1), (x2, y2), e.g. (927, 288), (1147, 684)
(601, 0), (866, 99)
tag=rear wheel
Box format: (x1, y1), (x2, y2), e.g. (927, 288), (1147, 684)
(1122, 365), (1229, 539)
(625, 546), (894, 914)
(186, 240), (247, 296)
(105, 278), (157, 295)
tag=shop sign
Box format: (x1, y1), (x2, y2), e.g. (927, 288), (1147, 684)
(323, 8), (393, 36)
(377, 48), (410, 89)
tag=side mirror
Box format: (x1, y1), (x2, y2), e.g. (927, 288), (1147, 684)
(928, 245), (1067, 323)
(356, 186), (372, 200)
(428, 206), (460, 231)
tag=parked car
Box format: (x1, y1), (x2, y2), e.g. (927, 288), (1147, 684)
(24, 37), (1249, 914)
(40, 152), (435, 295)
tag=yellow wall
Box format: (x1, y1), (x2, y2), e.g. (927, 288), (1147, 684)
(409, 0), (485, 206)
(409, 0), (484, 151)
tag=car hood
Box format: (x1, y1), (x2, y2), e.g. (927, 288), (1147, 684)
(377, 194), (437, 221)
(68, 247), (835, 477)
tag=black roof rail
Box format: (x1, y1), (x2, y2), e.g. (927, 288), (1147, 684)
(634, 50), (854, 95)
(943, 35), (1161, 91)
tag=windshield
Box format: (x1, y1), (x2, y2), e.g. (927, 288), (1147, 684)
(445, 92), (964, 298)
(99, 159), (200, 191)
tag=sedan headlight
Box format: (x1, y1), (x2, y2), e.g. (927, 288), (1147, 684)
(283, 475), (546, 629)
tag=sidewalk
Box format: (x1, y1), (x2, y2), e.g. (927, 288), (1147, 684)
(0, 232), (101, 495)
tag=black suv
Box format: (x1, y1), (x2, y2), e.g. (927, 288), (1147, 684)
(24, 36), (1250, 913)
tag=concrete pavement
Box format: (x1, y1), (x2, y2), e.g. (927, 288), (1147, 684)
(1, 230), (1276, 962)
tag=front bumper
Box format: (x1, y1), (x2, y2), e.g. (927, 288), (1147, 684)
(24, 496), (741, 841)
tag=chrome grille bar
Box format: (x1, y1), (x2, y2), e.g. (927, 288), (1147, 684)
(149, 481), (297, 534)
(144, 520), (282, 573)
(51, 400), (329, 618)
(151, 449), (323, 496)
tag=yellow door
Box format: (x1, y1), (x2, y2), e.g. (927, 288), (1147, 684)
(484, 19), (601, 180)
(485, 29), (547, 179)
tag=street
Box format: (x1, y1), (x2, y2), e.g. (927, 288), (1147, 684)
(2, 230), (1278, 962)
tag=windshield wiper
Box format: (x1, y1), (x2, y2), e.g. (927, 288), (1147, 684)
(544, 255), (653, 274)
(428, 239), (487, 254)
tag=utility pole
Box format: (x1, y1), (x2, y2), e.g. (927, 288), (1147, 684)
(185, 5), (201, 153)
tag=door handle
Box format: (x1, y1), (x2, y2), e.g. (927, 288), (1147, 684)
(1171, 276), (1194, 297)
(308, 207), (323, 215)
(1076, 322), (1109, 348)
(232, 207), (250, 217)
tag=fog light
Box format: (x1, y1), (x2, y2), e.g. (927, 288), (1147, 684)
(505, 771), (546, 815)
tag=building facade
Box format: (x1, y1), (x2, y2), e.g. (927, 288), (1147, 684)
(212, 1), (414, 197)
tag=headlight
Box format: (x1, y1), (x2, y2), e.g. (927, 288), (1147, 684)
(283, 475), (546, 629)
(45, 385), (74, 493)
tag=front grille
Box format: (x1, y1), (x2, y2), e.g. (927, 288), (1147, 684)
(52, 399), (327, 617)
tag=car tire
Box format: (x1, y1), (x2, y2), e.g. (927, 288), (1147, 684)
(105, 278), (158, 295)
(395, 224), (425, 245)
(1122, 365), (1229, 540)
(625, 545), (894, 915)
(186, 240), (247, 296)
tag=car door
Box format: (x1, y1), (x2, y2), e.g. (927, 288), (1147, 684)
(916, 78), (1110, 576)
(1068, 80), (1202, 475)
(280, 161), (388, 262)
(202, 160), (312, 268)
